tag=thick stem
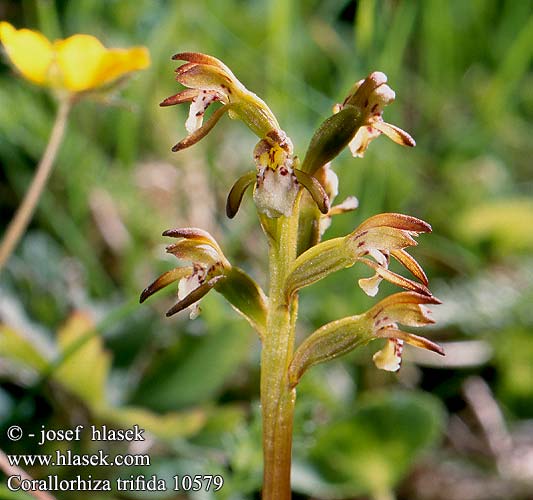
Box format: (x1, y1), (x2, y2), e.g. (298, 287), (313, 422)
(261, 208), (299, 500)
(0, 98), (72, 274)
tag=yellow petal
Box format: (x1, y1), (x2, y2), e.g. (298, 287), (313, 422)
(54, 34), (107, 91)
(92, 46), (150, 88)
(0, 22), (53, 85)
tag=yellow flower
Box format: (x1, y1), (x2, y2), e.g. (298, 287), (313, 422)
(0, 22), (150, 93)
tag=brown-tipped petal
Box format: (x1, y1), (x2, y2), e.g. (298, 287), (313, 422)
(175, 63), (233, 89)
(172, 104), (233, 152)
(140, 266), (193, 303)
(166, 275), (225, 317)
(360, 258), (432, 296)
(375, 291), (442, 309)
(160, 88), (199, 107)
(350, 226), (419, 252)
(294, 169), (330, 215)
(174, 62), (198, 75)
(162, 227), (220, 250)
(165, 239), (221, 264)
(376, 328), (445, 356)
(226, 170), (256, 218)
(378, 302), (435, 327)
(391, 248), (428, 285)
(355, 213), (432, 233)
(172, 52), (232, 73)
(373, 121), (416, 147)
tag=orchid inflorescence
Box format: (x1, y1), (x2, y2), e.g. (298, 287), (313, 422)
(141, 51), (443, 499)
(142, 51), (442, 373)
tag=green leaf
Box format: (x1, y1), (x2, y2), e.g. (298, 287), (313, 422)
(0, 325), (49, 374)
(99, 406), (207, 440)
(308, 391), (446, 497)
(55, 312), (110, 409)
(133, 302), (252, 411)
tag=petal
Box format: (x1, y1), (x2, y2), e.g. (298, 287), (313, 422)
(165, 240), (222, 265)
(166, 275), (225, 317)
(226, 170), (256, 218)
(376, 328), (445, 356)
(358, 272), (383, 297)
(359, 258), (432, 296)
(373, 291), (441, 309)
(160, 88), (199, 107)
(0, 22), (53, 85)
(294, 169), (330, 215)
(54, 34), (107, 91)
(348, 125), (381, 158)
(55, 35), (149, 92)
(172, 103), (233, 152)
(391, 248), (428, 285)
(185, 90), (219, 133)
(355, 213), (432, 233)
(174, 62), (235, 95)
(373, 121), (416, 147)
(329, 196), (359, 215)
(139, 266), (193, 303)
(92, 46), (150, 88)
(372, 338), (403, 372)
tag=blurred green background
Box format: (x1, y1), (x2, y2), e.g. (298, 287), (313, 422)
(0, 0), (532, 499)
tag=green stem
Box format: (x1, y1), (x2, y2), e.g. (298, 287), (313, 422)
(261, 203), (300, 500)
(0, 98), (72, 275)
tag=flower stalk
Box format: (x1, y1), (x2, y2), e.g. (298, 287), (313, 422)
(261, 207), (300, 500)
(0, 97), (72, 274)
(143, 53), (445, 499)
